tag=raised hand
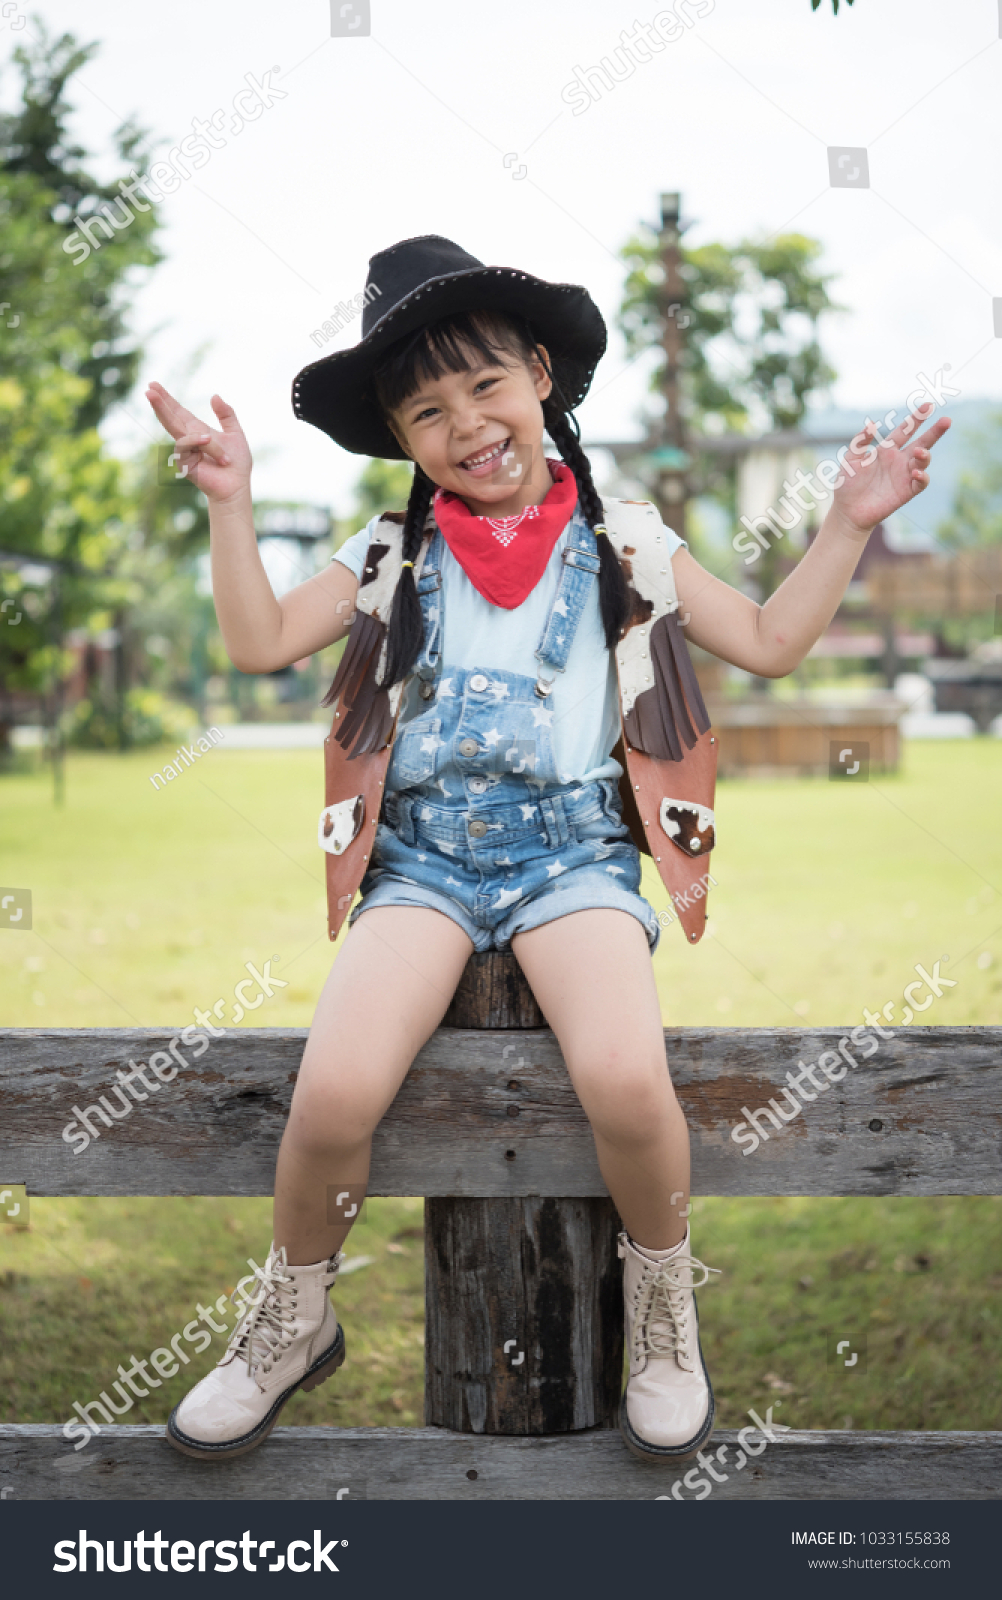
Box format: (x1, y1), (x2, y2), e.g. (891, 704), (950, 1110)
(145, 381), (252, 503)
(832, 402), (951, 537)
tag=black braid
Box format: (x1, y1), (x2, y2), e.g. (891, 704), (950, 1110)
(374, 465), (433, 690)
(541, 389), (633, 651)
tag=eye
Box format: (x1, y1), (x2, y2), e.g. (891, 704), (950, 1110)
(412, 405), (439, 423)
(473, 377), (500, 395)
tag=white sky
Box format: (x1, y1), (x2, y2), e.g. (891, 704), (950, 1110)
(5, 0), (1002, 522)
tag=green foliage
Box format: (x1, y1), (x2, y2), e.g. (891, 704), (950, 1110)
(133, 443), (212, 563)
(618, 228), (841, 435)
(0, 24), (161, 428)
(0, 361), (132, 697)
(66, 687), (196, 750)
(341, 457), (414, 536)
(935, 407), (1002, 550)
(0, 26), (164, 731)
(812, 0), (854, 12)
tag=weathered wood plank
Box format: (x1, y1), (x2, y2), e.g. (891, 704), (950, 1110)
(424, 1198), (623, 1433)
(2, 1026), (1000, 1197)
(2, 1425), (999, 1501)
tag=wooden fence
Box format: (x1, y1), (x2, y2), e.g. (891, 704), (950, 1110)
(1, 954), (1000, 1500)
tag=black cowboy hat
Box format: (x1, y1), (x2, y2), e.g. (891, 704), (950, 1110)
(291, 234), (607, 460)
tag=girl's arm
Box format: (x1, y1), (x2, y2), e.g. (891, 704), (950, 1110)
(145, 382), (359, 673)
(674, 404), (950, 678)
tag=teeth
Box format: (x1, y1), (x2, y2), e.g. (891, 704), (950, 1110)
(462, 438), (509, 468)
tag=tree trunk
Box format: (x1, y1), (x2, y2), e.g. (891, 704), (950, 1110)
(425, 951), (623, 1434)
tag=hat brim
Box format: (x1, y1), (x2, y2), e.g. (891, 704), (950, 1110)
(291, 266), (607, 459)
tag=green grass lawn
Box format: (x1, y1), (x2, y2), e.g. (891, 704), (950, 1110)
(2, 739), (1001, 1435)
(3, 1195), (999, 1434)
(1, 739), (999, 1029)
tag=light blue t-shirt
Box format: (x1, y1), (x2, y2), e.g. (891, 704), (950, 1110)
(332, 510), (682, 785)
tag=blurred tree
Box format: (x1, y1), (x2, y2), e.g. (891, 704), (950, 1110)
(339, 458), (415, 540)
(619, 230), (841, 437)
(618, 226), (841, 602)
(0, 24), (161, 426)
(0, 25), (162, 762)
(935, 409), (1002, 550)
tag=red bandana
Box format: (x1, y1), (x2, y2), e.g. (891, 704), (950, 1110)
(433, 458), (578, 609)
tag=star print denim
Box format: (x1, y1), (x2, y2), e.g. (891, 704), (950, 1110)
(346, 522), (662, 954)
(350, 756), (661, 954)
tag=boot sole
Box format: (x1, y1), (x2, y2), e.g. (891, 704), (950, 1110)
(165, 1323), (346, 1462)
(619, 1304), (715, 1464)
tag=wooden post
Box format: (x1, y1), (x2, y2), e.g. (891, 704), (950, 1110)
(425, 951), (624, 1435)
(654, 189), (690, 542)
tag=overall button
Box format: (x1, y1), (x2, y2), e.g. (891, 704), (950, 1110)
(469, 673), (489, 691)
(459, 737), (479, 757)
(468, 777), (487, 795)
(468, 820), (488, 838)
(419, 680), (436, 700)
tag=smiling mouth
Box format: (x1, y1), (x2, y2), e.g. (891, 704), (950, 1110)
(457, 436), (512, 473)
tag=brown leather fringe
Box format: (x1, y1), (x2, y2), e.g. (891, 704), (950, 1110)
(326, 609), (394, 760)
(623, 611), (711, 762)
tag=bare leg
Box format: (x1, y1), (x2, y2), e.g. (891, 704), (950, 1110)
(511, 909), (689, 1250)
(273, 906), (474, 1264)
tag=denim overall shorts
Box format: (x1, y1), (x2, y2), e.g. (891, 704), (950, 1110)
(347, 518), (661, 954)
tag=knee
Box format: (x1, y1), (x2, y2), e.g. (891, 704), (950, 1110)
(572, 1046), (679, 1145)
(283, 1087), (380, 1160)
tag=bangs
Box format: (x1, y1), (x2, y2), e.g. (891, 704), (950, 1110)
(372, 311), (537, 417)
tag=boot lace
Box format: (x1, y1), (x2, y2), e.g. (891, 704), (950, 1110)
(223, 1246), (328, 1385)
(633, 1253), (721, 1363)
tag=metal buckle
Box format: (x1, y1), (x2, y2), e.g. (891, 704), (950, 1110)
(561, 545), (602, 575)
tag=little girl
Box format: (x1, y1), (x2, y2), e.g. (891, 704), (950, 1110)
(146, 233), (947, 1466)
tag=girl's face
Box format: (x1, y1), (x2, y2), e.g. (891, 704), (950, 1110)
(388, 343), (554, 517)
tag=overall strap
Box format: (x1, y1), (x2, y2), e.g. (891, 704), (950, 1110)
(532, 516), (602, 698)
(411, 521), (446, 696)
(409, 510), (601, 701)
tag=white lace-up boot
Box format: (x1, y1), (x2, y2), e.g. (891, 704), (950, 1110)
(618, 1227), (721, 1461)
(167, 1242), (346, 1460)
